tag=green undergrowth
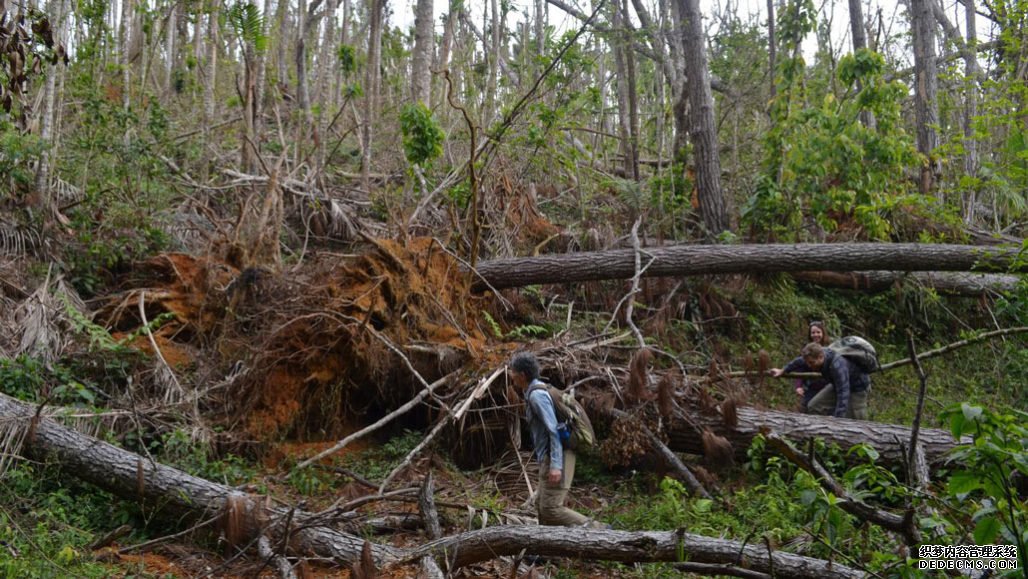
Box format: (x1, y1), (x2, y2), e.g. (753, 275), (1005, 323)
(0, 462), (157, 578)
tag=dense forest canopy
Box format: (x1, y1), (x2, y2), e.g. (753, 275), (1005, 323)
(0, 0), (1026, 576)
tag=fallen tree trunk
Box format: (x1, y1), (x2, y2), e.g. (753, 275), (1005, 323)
(791, 270), (1021, 296)
(471, 243), (1024, 290)
(0, 392), (864, 577)
(402, 526), (865, 578)
(664, 404), (966, 467)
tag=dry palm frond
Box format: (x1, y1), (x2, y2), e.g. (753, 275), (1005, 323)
(53, 178), (84, 204)
(0, 220), (41, 257)
(625, 347), (653, 406)
(15, 276), (61, 364)
(720, 396), (739, 428)
(657, 372), (676, 418)
(701, 429), (735, 470)
(0, 418), (29, 478)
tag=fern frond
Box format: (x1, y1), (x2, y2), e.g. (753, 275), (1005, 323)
(229, 2), (268, 51)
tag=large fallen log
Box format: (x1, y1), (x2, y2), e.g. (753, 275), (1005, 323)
(0, 392), (864, 577)
(664, 403), (967, 467)
(791, 270), (1021, 296)
(471, 243), (1025, 290)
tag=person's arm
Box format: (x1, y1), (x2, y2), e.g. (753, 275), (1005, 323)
(528, 389), (563, 475)
(771, 357), (806, 378)
(827, 357), (851, 418)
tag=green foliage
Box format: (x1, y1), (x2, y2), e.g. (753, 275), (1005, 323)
(158, 429), (255, 486)
(941, 404), (1027, 568)
(0, 120), (46, 197)
(0, 461), (140, 578)
(228, 2), (268, 51)
(336, 429), (423, 482)
(338, 44), (359, 76)
(399, 103), (444, 166)
(0, 356), (98, 406)
(748, 47), (922, 240)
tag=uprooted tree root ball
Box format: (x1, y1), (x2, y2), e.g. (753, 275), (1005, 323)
(95, 239), (502, 446)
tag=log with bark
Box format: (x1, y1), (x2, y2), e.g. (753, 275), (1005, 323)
(790, 270), (1021, 296)
(471, 243), (1025, 290)
(663, 403), (966, 467)
(0, 392), (865, 577)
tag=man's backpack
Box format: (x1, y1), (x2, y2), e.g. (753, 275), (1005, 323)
(528, 382), (596, 450)
(828, 336), (881, 374)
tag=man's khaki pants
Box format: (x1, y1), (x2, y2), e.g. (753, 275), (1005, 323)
(807, 385), (869, 420)
(537, 448), (601, 527)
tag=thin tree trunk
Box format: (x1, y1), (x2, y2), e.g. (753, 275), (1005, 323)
(767, 0), (776, 104)
(120, 0), (132, 110)
(165, 0), (177, 93)
(963, 0), (979, 223)
(622, 0), (640, 182)
(254, 0), (274, 145)
(483, 0), (499, 125)
(848, 0), (876, 128)
(32, 0), (66, 214)
(612, 2), (633, 180)
(411, 0), (433, 104)
(277, 0), (290, 89)
(296, 0), (311, 125)
(434, 6), (453, 110)
(469, 243), (1026, 290)
(910, 0), (941, 195)
(789, 270), (1022, 296)
(361, 0), (385, 193)
(675, 0), (728, 236)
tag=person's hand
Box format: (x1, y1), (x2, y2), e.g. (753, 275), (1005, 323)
(770, 368), (784, 378)
(547, 469), (561, 485)
(795, 386), (804, 397)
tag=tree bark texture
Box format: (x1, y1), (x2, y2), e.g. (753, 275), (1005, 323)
(962, 0), (979, 223)
(790, 270), (1022, 296)
(361, 0), (385, 193)
(847, 0), (875, 128)
(909, 0), (941, 194)
(470, 243), (1026, 290)
(0, 393), (862, 577)
(411, 0), (434, 104)
(675, 0), (729, 236)
(666, 403), (965, 467)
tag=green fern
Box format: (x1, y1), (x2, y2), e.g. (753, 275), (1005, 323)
(228, 2), (267, 52)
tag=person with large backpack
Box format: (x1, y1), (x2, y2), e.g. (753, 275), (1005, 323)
(509, 351), (606, 528)
(770, 341), (872, 419)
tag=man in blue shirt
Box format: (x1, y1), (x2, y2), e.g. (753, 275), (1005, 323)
(770, 342), (870, 419)
(509, 352), (599, 527)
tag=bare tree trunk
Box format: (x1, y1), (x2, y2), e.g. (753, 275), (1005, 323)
(316, 0), (339, 107)
(434, 6), (454, 110)
(622, 0), (640, 182)
(277, 0), (290, 89)
(411, 0), (433, 104)
(32, 0), (67, 215)
(910, 0), (941, 195)
(296, 0), (311, 124)
(470, 243), (1025, 290)
(767, 0), (776, 103)
(483, 0), (500, 125)
(675, 0), (728, 236)
(612, 2), (633, 180)
(254, 0), (274, 144)
(165, 0), (177, 93)
(962, 0), (979, 223)
(119, 0), (132, 110)
(790, 270), (1022, 296)
(361, 0), (385, 193)
(848, 0), (876, 128)
(202, 1), (220, 180)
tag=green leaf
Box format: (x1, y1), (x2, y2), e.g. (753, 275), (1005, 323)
(962, 403), (983, 423)
(950, 411), (967, 438)
(973, 516), (1001, 544)
(947, 470), (983, 496)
